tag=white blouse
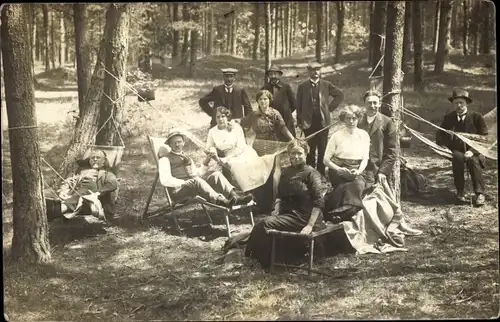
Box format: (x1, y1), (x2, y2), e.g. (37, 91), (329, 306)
(324, 127), (370, 161)
(206, 121), (247, 156)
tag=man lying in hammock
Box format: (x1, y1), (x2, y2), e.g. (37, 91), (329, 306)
(46, 149), (118, 221)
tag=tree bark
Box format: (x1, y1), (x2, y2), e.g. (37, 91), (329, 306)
(480, 1), (491, 54)
(315, 2), (322, 63)
(172, 3), (180, 63)
(273, 3), (278, 58)
(50, 9), (56, 69)
(434, 0), (452, 73)
(74, 4), (92, 116)
(304, 2), (310, 49)
(42, 4), (50, 71)
(95, 4), (129, 147)
(1, 4), (51, 263)
(59, 11), (66, 66)
(189, 5), (200, 77)
(368, 1), (375, 66)
(372, 1), (387, 76)
(462, 0), (468, 56)
(334, 2), (345, 64)
(264, 2), (271, 84)
(231, 8), (237, 56)
(401, 1), (412, 73)
(432, 0), (441, 54)
(382, 0), (405, 202)
(412, 1), (424, 92)
(287, 2), (292, 56)
(180, 4), (190, 66)
(450, 0), (458, 48)
(208, 5), (214, 55)
(281, 4), (286, 58)
(252, 3), (261, 60)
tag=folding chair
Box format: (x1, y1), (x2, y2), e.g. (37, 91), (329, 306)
(141, 135), (255, 237)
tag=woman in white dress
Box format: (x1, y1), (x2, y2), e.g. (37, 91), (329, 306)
(323, 104), (374, 222)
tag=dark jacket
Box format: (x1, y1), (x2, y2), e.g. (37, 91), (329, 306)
(358, 112), (397, 177)
(199, 84), (252, 127)
(296, 79), (344, 129)
(262, 81), (297, 138)
(436, 110), (488, 152)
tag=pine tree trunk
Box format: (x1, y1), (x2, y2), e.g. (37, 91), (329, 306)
(325, 3), (330, 51)
(450, 0), (458, 48)
(264, 2), (271, 84)
(287, 2), (292, 56)
(315, 2), (322, 63)
(334, 2), (345, 64)
(273, 4), (278, 58)
(304, 2), (309, 49)
(231, 10), (237, 56)
(372, 1), (387, 76)
(281, 4), (286, 58)
(172, 3), (180, 63)
(413, 1), (424, 92)
(480, 1), (491, 54)
(252, 3), (260, 60)
(401, 1), (412, 73)
(50, 10), (56, 69)
(59, 12), (66, 67)
(471, 0), (479, 56)
(433, 0), (441, 54)
(208, 5), (214, 55)
(434, 0), (452, 73)
(1, 4), (51, 264)
(368, 1), (375, 66)
(95, 4), (129, 147)
(382, 0), (405, 202)
(189, 5), (200, 77)
(462, 0), (468, 56)
(74, 4), (92, 116)
(180, 5), (190, 66)
(42, 4), (50, 71)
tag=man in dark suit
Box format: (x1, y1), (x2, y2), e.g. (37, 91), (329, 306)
(358, 89), (398, 185)
(261, 64), (297, 140)
(296, 62), (344, 175)
(199, 68), (253, 128)
(436, 89), (488, 206)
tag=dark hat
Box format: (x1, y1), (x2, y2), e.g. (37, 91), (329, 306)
(448, 88), (473, 103)
(165, 130), (186, 144)
(307, 62), (322, 70)
(268, 64), (283, 75)
(221, 68), (238, 75)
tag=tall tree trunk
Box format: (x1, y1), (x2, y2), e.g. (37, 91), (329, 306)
(368, 1), (375, 66)
(462, 0), (468, 56)
(59, 11), (66, 67)
(382, 0), (405, 202)
(372, 1), (387, 76)
(252, 3), (261, 60)
(450, 0), (458, 48)
(172, 3), (180, 63)
(231, 9), (237, 56)
(50, 10), (56, 69)
(401, 1), (412, 73)
(471, 0), (480, 56)
(291, 2), (297, 56)
(180, 5), (190, 66)
(480, 1), (491, 54)
(304, 2), (310, 49)
(334, 2), (345, 64)
(281, 4), (286, 57)
(95, 4), (129, 147)
(287, 2), (292, 56)
(26, 4), (36, 76)
(207, 5), (214, 55)
(273, 3), (278, 58)
(432, 0), (441, 54)
(189, 5), (200, 77)
(1, 4), (51, 263)
(264, 2), (271, 84)
(434, 0), (452, 73)
(413, 1), (424, 92)
(42, 4), (50, 71)
(74, 4), (92, 116)
(325, 3), (330, 52)
(315, 2), (322, 63)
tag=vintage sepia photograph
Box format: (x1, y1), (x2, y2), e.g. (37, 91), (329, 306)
(2, 1), (498, 320)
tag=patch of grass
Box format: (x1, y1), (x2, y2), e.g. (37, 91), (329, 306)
(3, 52), (499, 320)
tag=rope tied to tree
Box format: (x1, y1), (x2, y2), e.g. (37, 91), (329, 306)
(8, 125), (38, 131)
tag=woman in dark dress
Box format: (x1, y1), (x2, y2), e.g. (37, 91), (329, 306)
(245, 139), (328, 269)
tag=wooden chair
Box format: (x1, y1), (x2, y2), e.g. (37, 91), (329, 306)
(141, 135), (255, 237)
(266, 222), (342, 276)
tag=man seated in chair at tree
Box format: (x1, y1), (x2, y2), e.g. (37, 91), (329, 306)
(436, 88), (488, 206)
(46, 149), (118, 221)
(158, 130), (253, 208)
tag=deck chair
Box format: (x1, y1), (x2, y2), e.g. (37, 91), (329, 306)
(141, 135), (255, 238)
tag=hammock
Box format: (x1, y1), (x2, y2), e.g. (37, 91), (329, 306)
(404, 107), (497, 161)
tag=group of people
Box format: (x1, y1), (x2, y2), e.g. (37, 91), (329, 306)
(44, 62), (490, 270)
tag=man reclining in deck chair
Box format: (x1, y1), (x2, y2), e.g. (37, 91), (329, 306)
(158, 130), (253, 208)
(46, 149), (118, 221)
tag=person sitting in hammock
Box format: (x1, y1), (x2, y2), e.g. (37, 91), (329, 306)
(45, 149), (118, 221)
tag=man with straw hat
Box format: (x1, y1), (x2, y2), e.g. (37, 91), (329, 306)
(261, 64), (297, 139)
(158, 129), (253, 208)
(296, 62), (344, 176)
(436, 88), (488, 206)
(199, 68), (252, 128)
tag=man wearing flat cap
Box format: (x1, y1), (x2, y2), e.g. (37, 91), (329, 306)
(261, 64), (297, 139)
(436, 88), (488, 206)
(199, 68), (252, 128)
(296, 62), (344, 176)
(158, 130), (253, 208)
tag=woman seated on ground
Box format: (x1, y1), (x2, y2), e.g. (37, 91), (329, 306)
(323, 104), (374, 222)
(45, 149), (118, 221)
(244, 139), (328, 269)
(205, 106), (258, 183)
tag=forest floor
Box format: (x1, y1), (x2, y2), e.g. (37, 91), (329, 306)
(2, 50), (499, 321)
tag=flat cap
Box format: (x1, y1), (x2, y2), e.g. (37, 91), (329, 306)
(307, 62), (322, 69)
(221, 68), (239, 74)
